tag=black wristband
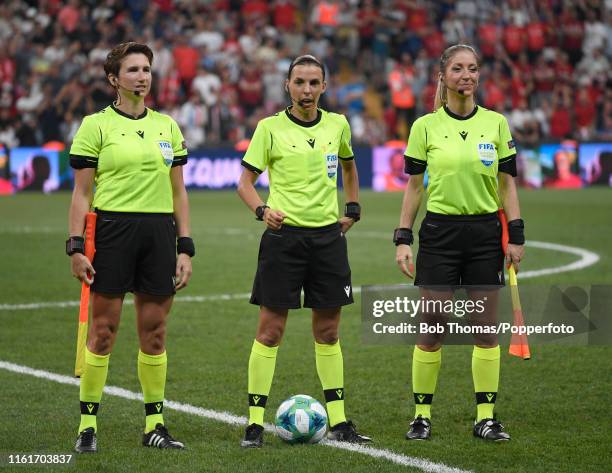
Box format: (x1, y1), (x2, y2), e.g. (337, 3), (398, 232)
(177, 237), (195, 257)
(344, 202), (361, 222)
(255, 205), (269, 221)
(393, 227), (414, 246)
(66, 236), (85, 256)
(508, 219), (525, 245)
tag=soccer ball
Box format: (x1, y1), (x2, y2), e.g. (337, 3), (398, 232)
(274, 394), (328, 444)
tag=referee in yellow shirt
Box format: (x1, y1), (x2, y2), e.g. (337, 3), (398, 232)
(67, 42), (193, 452)
(394, 45), (525, 441)
(237, 55), (371, 447)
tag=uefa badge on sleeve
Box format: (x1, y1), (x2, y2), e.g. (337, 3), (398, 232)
(158, 141), (174, 167)
(326, 154), (338, 178)
(477, 142), (496, 167)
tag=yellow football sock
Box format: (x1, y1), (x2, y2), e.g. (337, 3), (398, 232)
(248, 339), (278, 426)
(138, 350), (167, 433)
(78, 348), (110, 433)
(315, 340), (346, 427)
(472, 345), (500, 422)
(412, 346), (441, 419)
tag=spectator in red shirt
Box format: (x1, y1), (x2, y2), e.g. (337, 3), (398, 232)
(405, 2), (428, 33)
(574, 88), (596, 140)
(559, 7), (584, 64)
(509, 68), (531, 109)
(422, 24), (446, 59)
(532, 55), (555, 103)
(554, 51), (574, 83)
(58, 0), (80, 34)
(537, 4), (560, 48)
(356, 0), (378, 50)
(173, 36), (200, 95)
(273, 0), (297, 30)
(238, 62), (264, 117)
(153, 0), (175, 14)
(503, 22), (526, 58)
(514, 52), (532, 81)
(419, 72), (438, 114)
(525, 19), (545, 58)
(477, 17), (501, 59)
(242, 0), (269, 28)
(157, 68), (182, 109)
(549, 92), (572, 139)
(0, 49), (15, 89)
(482, 68), (506, 111)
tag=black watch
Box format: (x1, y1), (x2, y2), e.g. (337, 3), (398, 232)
(393, 227), (414, 246)
(344, 202), (361, 222)
(66, 236), (85, 256)
(255, 205), (269, 221)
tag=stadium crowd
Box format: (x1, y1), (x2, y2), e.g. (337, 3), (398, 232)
(0, 0), (610, 149)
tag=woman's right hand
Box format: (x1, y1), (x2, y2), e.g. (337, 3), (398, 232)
(71, 253), (95, 285)
(396, 244), (415, 279)
(264, 208), (286, 230)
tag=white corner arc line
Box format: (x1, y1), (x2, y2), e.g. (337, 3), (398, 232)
(518, 241), (599, 278)
(0, 241), (599, 312)
(0, 360), (472, 473)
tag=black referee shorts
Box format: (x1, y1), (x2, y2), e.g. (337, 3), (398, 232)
(91, 210), (177, 296)
(250, 223), (354, 309)
(415, 211), (505, 288)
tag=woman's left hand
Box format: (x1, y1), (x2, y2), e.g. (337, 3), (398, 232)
(175, 253), (193, 290)
(506, 243), (524, 273)
(339, 216), (355, 234)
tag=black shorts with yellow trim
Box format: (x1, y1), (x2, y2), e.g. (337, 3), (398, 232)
(91, 210), (177, 296)
(415, 211), (505, 288)
(250, 223), (354, 309)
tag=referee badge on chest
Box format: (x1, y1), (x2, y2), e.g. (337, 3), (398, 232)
(477, 142), (496, 167)
(158, 141), (174, 167)
(326, 154), (338, 178)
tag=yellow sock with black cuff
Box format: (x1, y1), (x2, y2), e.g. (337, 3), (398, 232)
(78, 348), (110, 433)
(315, 340), (346, 427)
(248, 339), (278, 426)
(412, 346), (441, 419)
(472, 345), (500, 422)
(138, 350), (167, 433)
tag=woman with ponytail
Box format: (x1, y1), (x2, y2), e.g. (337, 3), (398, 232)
(393, 44), (524, 442)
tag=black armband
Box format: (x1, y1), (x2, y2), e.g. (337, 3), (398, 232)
(498, 154), (517, 176)
(66, 236), (85, 256)
(70, 154), (98, 169)
(393, 227), (414, 246)
(508, 219), (525, 245)
(344, 202), (361, 222)
(404, 156), (427, 175)
(177, 237), (195, 257)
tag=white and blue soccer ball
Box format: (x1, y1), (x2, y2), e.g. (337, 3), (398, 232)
(274, 394), (328, 444)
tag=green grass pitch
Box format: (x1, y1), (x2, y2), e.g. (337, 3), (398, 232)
(0, 189), (610, 472)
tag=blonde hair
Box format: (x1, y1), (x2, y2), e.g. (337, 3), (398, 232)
(433, 44), (480, 111)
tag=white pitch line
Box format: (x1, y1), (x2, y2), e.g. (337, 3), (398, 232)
(0, 293), (252, 311)
(0, 240), (599, 312)
(518, 241), (600, 278)
(0, 360), (472, 473)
